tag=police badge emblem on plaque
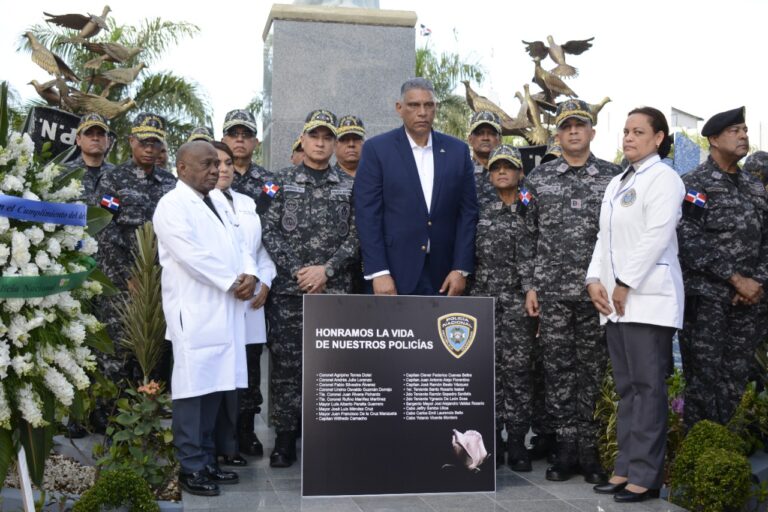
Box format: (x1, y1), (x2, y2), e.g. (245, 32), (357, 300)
(437, 313), (478, 359)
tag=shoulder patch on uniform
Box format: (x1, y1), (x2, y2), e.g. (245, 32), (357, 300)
(100, 194), (120, 212)
(262, 181), (280, 197)
(684, 190), (707, 207)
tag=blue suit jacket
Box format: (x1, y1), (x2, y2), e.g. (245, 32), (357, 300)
(353, 126), (478, 295)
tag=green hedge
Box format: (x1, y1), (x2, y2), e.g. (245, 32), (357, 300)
(72, 469), (159, 512)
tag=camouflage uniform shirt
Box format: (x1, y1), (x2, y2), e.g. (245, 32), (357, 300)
(94, 161), (177, 286)
(262, 163), (358, 296)
(473, 158), (497, 207)
(519, 154), (621, 301)
(63, 155), (115, 205)
(679, 155), (768, 300)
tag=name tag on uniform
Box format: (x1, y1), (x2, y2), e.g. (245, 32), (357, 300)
(478, 219), (492, 226)
(571, 199), (582, 209)
(330, 188), (351, 198)
(283, 184), (305, 194)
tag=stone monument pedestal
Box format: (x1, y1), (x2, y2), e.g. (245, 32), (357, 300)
(262, 3), (416, 171)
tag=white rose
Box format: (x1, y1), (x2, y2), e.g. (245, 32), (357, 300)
(24, 226), (45, 246)
(42, 223), (56, 233)
(34, 250), (51, 270)
(11, 231), (31, 266)
(46, 238), (61, 258)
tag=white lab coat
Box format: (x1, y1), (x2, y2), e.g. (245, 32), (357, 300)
(211, 188), (276, 344)
(586, 155), (686, 328)
(153, 181), (257, 400)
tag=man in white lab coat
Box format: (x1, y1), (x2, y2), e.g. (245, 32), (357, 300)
(153, 141), (258, 496)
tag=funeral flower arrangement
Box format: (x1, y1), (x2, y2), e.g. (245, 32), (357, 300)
(0, 82), (113, 488)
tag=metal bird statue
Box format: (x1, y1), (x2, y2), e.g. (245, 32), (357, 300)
(82, 41), (143, 69)
(68, 91), (135, 118)
(461, 81), (533, 137)
(94, 63), (146, 96)
(523, 84), (550, 145)
(24, 31), (80, 82)
(522, 36), (594, 78)
(28, 79), (61, 106)
(531, 57), (577, 103)
(544, 35), (594, 78)
(44, 5), (111, 41)
(587, 96), (612, 124)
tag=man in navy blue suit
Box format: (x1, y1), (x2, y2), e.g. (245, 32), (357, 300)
(353, 78), (478, 296)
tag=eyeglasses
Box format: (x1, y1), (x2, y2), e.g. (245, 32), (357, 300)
(226, 130), (256, 139)
(138, 139), (163, 149)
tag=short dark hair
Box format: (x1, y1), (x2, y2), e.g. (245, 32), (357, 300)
(212, 140), (234, 160)
(628, 106), (672, 159)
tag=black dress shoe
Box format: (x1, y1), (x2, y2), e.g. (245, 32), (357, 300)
(269, 448), (294, 468)
(581, 465), (608, 485)
(219, 454), (248, 467)
(507, 436), (532, 472)
(239, 433), (264, 457)
(204, 463), (239, 485)
(545, 463), (575, 481)
(593, 481), (627, 494)
(179, 471), (220, 496)
(613, 488), (660, 503)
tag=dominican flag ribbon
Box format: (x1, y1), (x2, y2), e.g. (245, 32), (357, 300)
(684, 190), (707, 207)
(100, 194), (120, 212)
(262, 182), (280, 197)
(519, 188), (532, 206)
(419, 23), (432, 36)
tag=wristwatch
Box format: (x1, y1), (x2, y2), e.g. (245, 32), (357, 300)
(325, 265), (335, 278)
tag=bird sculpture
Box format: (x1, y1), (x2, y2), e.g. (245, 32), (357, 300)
(44, 5), (111, 41)
(25, 32), (80, 82)
(82, 41), (143, 69)
(68, 91), (135, 118)
(523, 84), (550, 145)
(587, 96), (611, 124)
(28, 79), (61, 106)
(531, 57), (577, 103)
(94, 63), (146, 96)
(462, 81), (532, 137)
(522, 36), (594, 78)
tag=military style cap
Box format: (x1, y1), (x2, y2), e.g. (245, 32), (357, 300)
(701, 106), (746, 137)
(541, 144), (562, 164)
(291, 136), (303, 152)
(303, 109), (338, 136)
(131, 112), (166, 141)
(744, 151), (768, 182)
(469, 110), (502, 135)
(555, 99), (594, 128)
(187, 126), (214, 143)
(488, 144), (523, 170)
(77, 112), (109, 135)
(337, 115), (365, 139)
(223, 109), (258, 135)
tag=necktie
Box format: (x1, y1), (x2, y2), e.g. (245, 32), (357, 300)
(203, 195), (223, 224)
(620, 165), (635, 188)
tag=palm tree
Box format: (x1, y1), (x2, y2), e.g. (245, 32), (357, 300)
(18, 17), (212, 163)
(415, 42), (484, 139)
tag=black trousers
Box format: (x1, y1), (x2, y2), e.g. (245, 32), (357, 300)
(606, 322), (674, 489)
(172, 389), (238, 473)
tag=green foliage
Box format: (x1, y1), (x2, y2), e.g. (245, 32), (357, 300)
(669, 420), (749, 509)
(727, 381), (768, 455)
(415, 40), (484, 139)
(73, 469), (159, 512)
(594, 369), (618, 471)
(691, 448), (751, 512)
(117, 222), (166, 383)
(664, 369), (686, 483)
(95, 384), (176, 493)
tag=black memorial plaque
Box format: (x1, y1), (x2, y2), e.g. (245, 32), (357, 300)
(302, 294), (495, 496)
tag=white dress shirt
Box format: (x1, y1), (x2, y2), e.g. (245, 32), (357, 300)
(406, 131), (434, 212)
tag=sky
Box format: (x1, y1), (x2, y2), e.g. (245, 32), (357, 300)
(2, 0), (768, 159)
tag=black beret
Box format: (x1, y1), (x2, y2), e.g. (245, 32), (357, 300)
(701, 106), (745, 137)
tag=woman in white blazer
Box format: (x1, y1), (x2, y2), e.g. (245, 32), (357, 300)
(210, 141), (276, 464)
(586, 107), (685, 503)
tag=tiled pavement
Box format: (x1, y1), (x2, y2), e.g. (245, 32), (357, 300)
(182, 415), (686, 512)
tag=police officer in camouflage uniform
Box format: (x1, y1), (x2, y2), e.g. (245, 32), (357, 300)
(333, 115), (366, 293)
(220, 109), (274, 456)
(678, 107), (768, 430)
(64, 112), (115, 204)
(468, 144), (536, 471)
(744, 150), (768, 190)
(92, 112), (177, 423)
(262, 110), (358, 467)
(519, 99), (620, 483)
(468, 111), (503, 206)
(187, 126), (215, 143)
